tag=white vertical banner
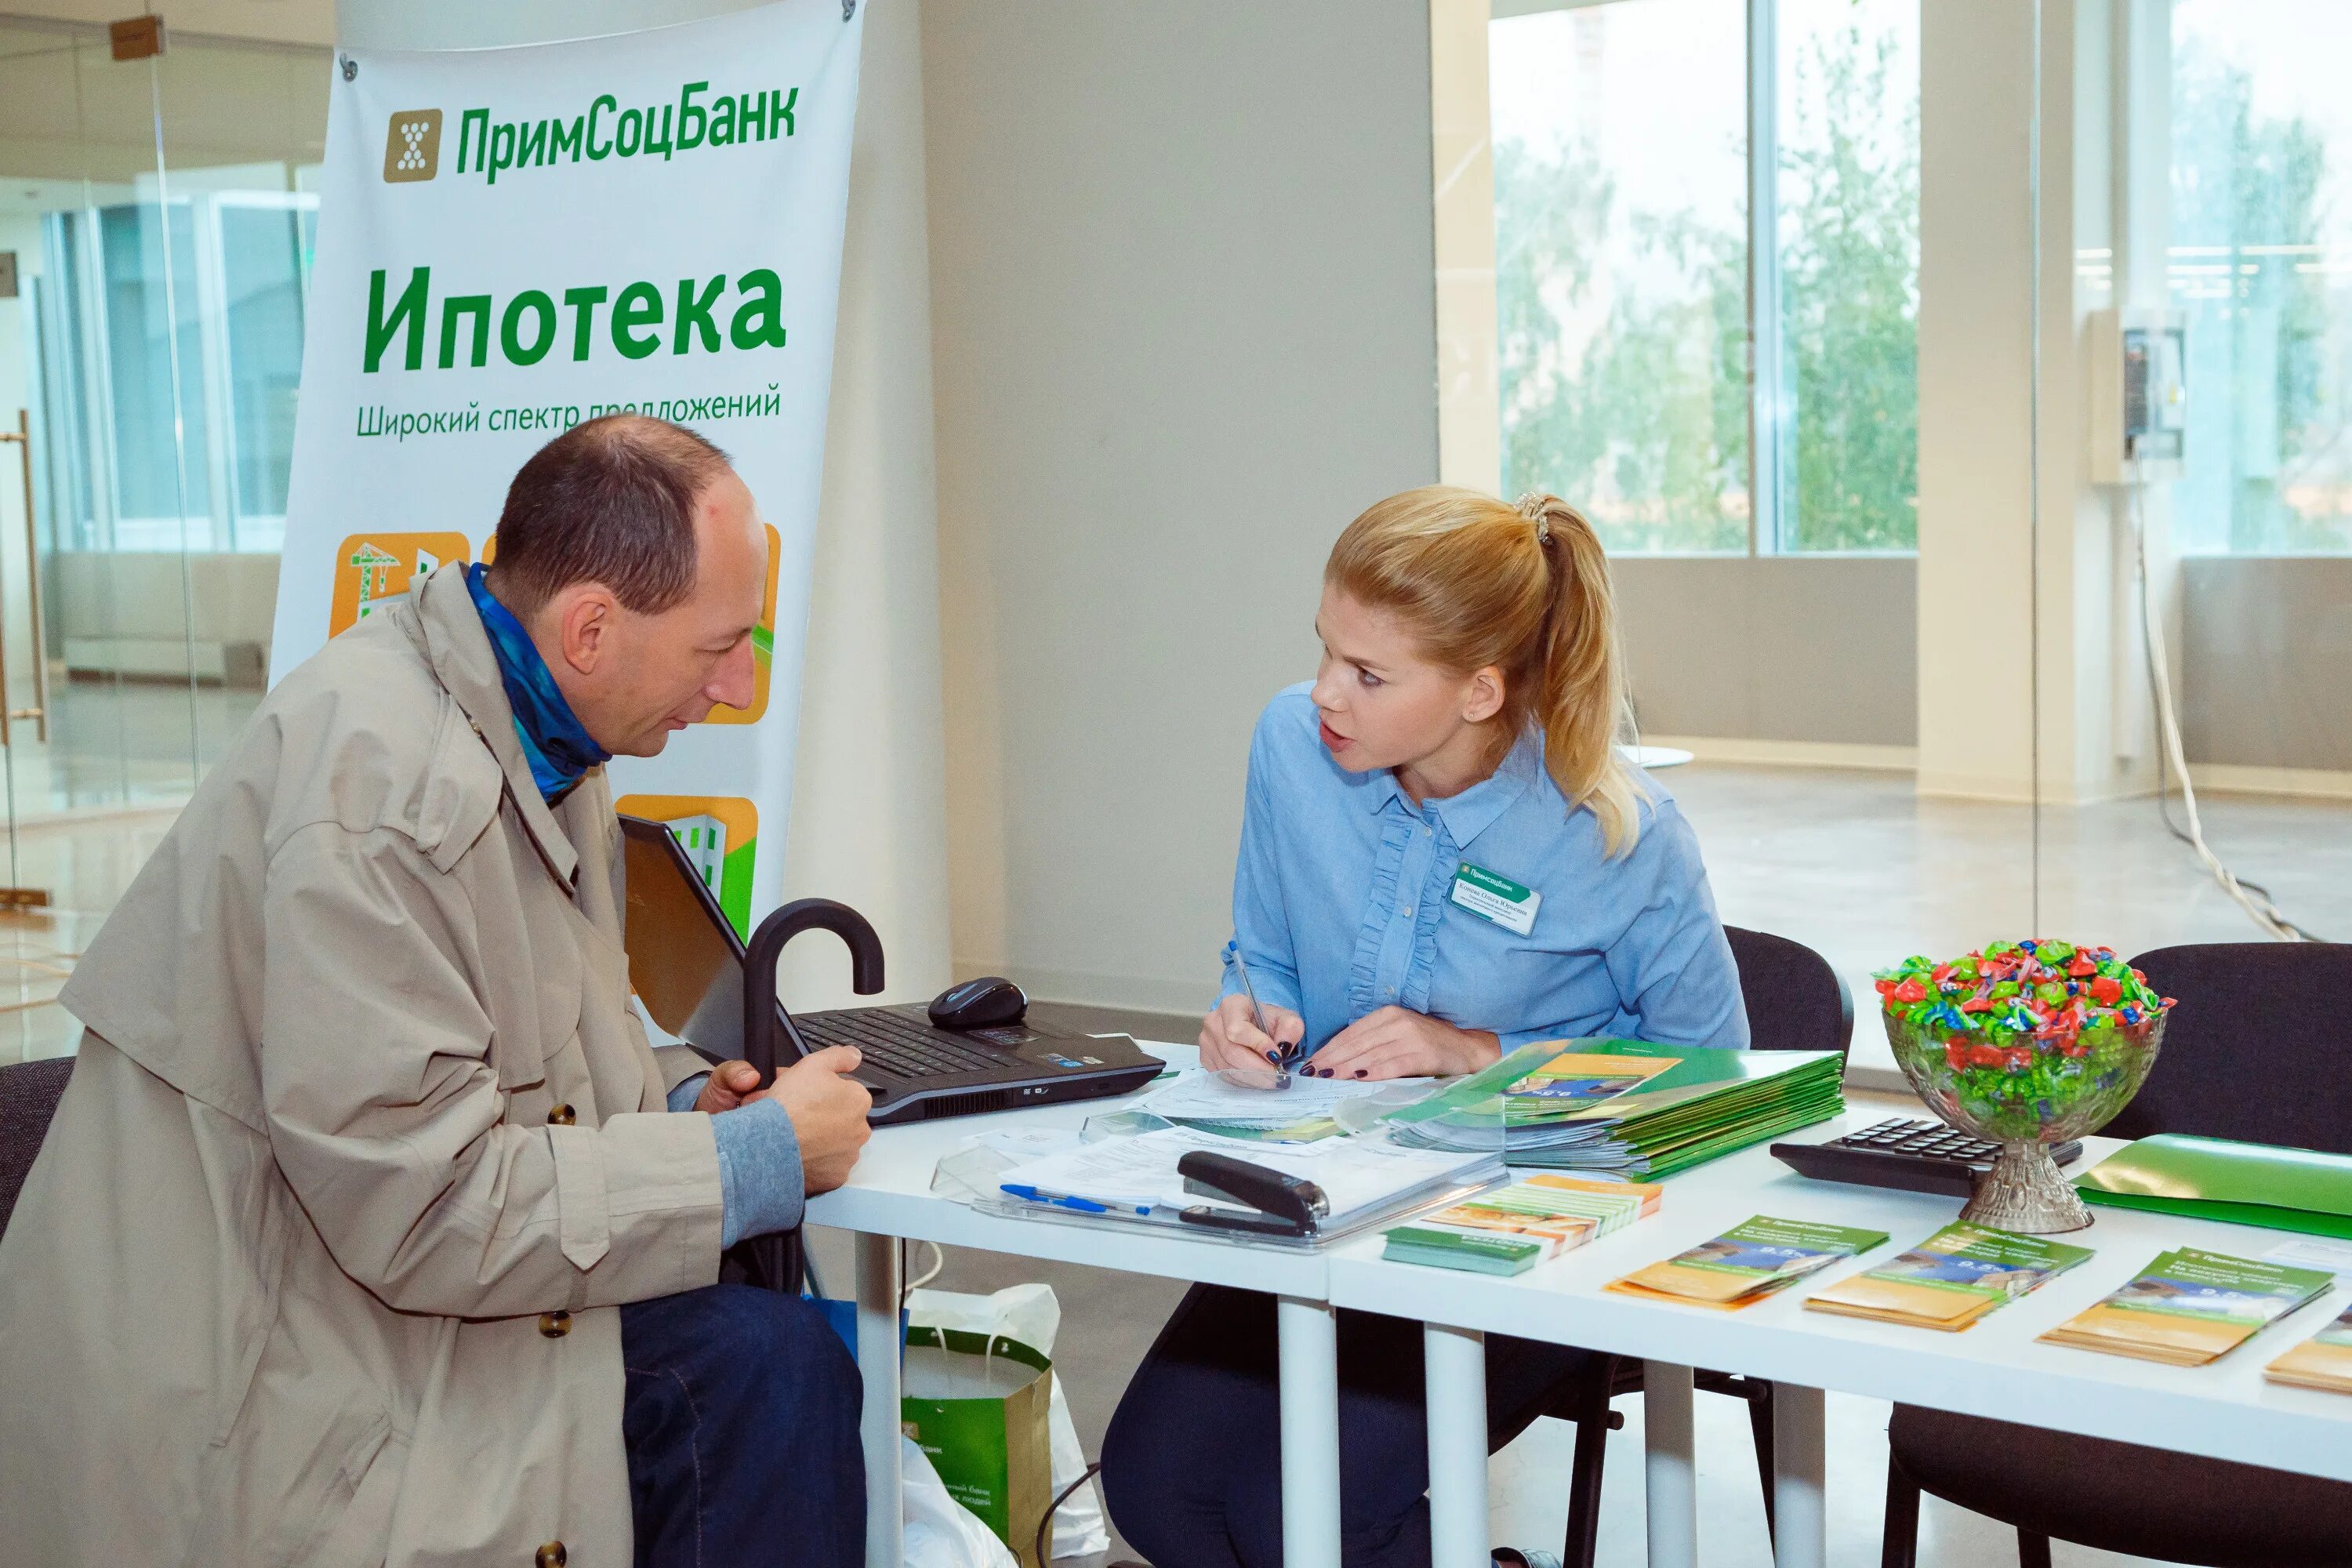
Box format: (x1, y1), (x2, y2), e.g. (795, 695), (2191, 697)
(272, 0), (864, 935)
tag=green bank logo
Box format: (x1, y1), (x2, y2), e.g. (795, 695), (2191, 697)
(383, 109), (442, 183)
(445, 82), (798, 187)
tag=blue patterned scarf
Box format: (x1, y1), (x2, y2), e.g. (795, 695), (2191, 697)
(465, 563), (610, 803)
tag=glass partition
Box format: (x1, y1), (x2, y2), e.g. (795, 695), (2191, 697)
(151, 37), (325, 770)
(2120, 0), (2352, 956)
(1485, 0), (2031, 1084)
(0, 21), (325, 1058)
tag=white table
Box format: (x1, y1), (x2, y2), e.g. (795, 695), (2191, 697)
(1327, 1116), (2352, 1568)
(803, 1051), (1358, 1568)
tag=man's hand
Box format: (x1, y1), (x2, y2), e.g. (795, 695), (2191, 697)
(1199, 993), (1306, 1072)
(750, 1046), (873, 1195)
(693, 1060), (764, 1113)
(1305, 1007), (1498, 1081)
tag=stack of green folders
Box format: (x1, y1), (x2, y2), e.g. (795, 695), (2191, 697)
(1385, 1038), (1845, 1179)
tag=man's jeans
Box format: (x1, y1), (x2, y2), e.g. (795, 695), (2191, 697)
(621, 1283), (866, 1568)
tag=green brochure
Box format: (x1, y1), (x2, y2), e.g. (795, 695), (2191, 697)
(1806, 1222), (2092, 1330)
(2041, 1246), (2333, 1366)
(2267, 1300), (2352, 1395)
(1608, 1215), (1888, 1308)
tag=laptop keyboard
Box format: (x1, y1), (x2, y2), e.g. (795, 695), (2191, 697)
(796, 1008), (1010, 1080)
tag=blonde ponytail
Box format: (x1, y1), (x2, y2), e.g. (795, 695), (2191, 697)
(1325, 485), (1648, 855)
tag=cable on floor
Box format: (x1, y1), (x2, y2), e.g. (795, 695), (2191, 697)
(1034, 1461), (1104, 1568)
(2131, 484), (2325, 942)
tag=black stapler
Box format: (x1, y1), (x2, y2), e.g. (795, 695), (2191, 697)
(1175, 1149), (1330, 1237)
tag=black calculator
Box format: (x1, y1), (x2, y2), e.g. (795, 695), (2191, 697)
(1771, 1118), (2084, 1198)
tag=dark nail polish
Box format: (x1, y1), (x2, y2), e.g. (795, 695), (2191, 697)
(1265, 1050), (1280, 1063)
(1354, 1069), (1367, 1079)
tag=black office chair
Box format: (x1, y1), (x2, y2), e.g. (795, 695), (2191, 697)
(1882, 941), (2352, 1568)
(1547, 926), (1854, 1566)
(0, 1054), (74, 1242)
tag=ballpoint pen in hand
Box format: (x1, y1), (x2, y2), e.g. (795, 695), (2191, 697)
(1228, 946), (1301, 1082)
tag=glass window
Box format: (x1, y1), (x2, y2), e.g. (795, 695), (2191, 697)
(1492, 0), (1750, 554)
(1491, 0), (1919, 556)
(2171, 0), (2352, 554)
(1774, 0), (1920, 551)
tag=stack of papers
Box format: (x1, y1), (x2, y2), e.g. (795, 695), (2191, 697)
(1382, 1174), (1662, 1276)
(992, 1124), (1496, 1231)
(1607, 1216), (1887, 1310)
(1805, 1222), (2091, 1331)
(2039, 1247), (2333, 1366)
(1385, 1040), (1845, 1178)
(1134, 1069), (1432, 1143)
(2264, 1301), (2352, 1394)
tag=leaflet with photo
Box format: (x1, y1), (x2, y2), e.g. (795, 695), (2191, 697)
(2039, 1247), (2332, 1367)
(1383, 1174), (1661, 1276)
(1805, 1222), (2091, 1331)
(2263, 1298), (2352, 1394)
(1606, 1215), (1888, 1309)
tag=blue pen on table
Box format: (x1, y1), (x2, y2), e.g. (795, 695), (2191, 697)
(1229, 946), (1305, 1080)
(1000, 1184), (1156, 1218)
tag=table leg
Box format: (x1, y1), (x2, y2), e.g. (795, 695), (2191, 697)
(855, 1232), (902, 1568)
(1771, 1383), (1828, 1568)
(1642, 1360), (1697, 1568)
(1423, 1323), (1488, 1568)
(1277, 1295), (1343, 1568)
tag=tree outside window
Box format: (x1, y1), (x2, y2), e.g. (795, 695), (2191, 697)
(1494, 0), (1919, 555)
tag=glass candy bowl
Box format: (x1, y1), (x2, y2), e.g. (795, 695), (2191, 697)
(1877, 942), (2171, 1233)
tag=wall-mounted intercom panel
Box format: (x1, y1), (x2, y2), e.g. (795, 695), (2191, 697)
(2088, 307), (2187, 485)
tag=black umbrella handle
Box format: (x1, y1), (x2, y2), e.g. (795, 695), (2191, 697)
(737, 898), (885, 1295)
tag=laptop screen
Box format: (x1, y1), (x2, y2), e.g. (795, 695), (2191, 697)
(619, 814), (752, 1059)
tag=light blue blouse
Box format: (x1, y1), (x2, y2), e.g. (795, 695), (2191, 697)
(1218, 684), (1749, 1056)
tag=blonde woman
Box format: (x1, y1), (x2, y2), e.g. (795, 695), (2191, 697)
(1101, 487), (1746, 1568)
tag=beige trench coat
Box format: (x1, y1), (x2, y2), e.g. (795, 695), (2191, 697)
(0, 564), (731, 1566)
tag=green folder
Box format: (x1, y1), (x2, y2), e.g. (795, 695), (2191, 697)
(2076, 1134), (2352, 1240)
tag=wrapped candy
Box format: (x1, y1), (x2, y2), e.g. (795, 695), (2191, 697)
(1873, 941), (2173, 1144)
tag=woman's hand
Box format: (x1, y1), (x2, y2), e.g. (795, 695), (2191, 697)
(1199, 993), (1307, 1072)
(1305, 1007), (1499, 1080)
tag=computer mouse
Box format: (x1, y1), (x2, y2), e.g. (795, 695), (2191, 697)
(928, 975), (1029, 1031)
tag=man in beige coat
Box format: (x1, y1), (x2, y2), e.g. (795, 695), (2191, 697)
(0, 416), (876, 1567)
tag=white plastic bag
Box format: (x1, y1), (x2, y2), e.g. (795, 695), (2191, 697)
(903, 1435), (1019, 1568)
(906, 1283), (1111, 1560)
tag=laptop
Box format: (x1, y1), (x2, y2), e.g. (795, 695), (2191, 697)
(618, 815), (1165, 1125)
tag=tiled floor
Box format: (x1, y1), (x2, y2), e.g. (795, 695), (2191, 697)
(0, 677), (256, 1062)
(0, 804), (180, 1063)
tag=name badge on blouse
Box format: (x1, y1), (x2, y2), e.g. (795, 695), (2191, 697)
(1450, 862), (1541, 935)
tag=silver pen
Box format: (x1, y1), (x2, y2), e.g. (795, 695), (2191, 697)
(1227, 945), (1296, 1083)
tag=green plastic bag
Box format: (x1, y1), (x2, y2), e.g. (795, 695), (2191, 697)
(901, 1327), (1054, 1568)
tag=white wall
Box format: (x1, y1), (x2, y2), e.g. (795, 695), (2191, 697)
(920, 0), (1442, 1011)
(9, 2), (332, 49)
(336, 0), (954, 1010)
(1614, 557), (1918, 750)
